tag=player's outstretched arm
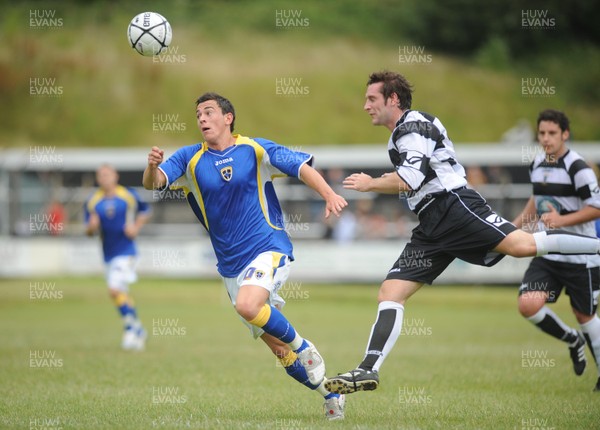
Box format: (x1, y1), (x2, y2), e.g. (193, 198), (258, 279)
(143, 146), (167, 190)
(299, 164), (348, 218)
(343, 171), (408, 194)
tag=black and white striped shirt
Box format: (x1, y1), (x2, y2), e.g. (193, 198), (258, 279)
(388, 110), (467, 214)
(530, 148), (600, 266)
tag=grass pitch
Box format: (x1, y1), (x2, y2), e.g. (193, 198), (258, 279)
(0, 277), (597, 429)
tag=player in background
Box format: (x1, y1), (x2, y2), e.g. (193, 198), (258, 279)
(325, 71), (600, 395)
(85, 164), (151, 351)
(142, 92), (348, 420)
(513, 110), (600, 391)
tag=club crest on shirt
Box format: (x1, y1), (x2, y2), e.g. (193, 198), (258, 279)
(220, 166), (233, 182)
(104, 201), (116, 219)
(255, 270), (265, 280)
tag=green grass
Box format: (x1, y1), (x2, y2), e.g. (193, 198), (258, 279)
(0, 278), (597, 429)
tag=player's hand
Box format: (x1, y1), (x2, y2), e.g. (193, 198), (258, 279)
(540, 205), (562, 229)
(124, 223), (139, 239)
(343, 172), (373, 192)
(324, 193), (348, 218)
(147, 146), (165, 168)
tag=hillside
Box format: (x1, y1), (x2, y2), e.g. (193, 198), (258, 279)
(1, 1), (599, 147)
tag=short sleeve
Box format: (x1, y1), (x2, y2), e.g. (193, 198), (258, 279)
(128, 187), (151, 215)
(574, 167), (600, 209)
(159, 144), (200, 188)
(394, 133), (429, 190)
(83, 199), (91, 223)
(254, 138), (313, 178)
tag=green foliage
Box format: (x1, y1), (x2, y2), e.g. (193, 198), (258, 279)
(475, 36), (511, 70)
(398, 0), (599, 56)
(1, 1), (599, 147)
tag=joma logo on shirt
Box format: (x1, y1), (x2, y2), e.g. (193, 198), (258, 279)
(215, 157), (233, 166)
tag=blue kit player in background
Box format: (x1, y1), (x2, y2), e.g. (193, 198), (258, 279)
(85, 164), (151, 351)
(142, 92), (349, 420)
(513, 110), (600, 391)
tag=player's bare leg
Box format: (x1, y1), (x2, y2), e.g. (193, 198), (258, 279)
(518, 291), (586, 376)
(109, 288), (145, 351)
(494, 229), (600, 257)
(325, 279), (422, 394)
(507, 228), (600, 382)
(236, 285), (325, 385)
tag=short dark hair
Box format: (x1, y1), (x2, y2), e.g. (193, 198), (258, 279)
(537, 109), (569, 132)
(195, 92), (236, 132)
(367, 71), (413, 110)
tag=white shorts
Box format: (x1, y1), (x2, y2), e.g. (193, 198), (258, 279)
(222, 251), (291, 339)
(105, 255), (138, 292)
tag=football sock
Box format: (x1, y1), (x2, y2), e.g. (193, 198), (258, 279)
(113, 292), (140, 331)
(527, 306), (578, 343)
(581, 316), (600, 375)
(278, 350), (319, 390)
(358, 301), (404, 372)
(248, 304), (304, 348)
(533, 230), (600, 256)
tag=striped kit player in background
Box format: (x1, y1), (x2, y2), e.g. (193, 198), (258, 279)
(514, 109), (600, 391)
(325, 72), (600, 396)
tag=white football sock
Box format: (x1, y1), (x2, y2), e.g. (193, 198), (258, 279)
(359, 301), (404, 372)
(533, 231), (600, 256)
(315, 381), (329, 396)
(580, 316), (600, 375)
(527, 306), (577, 342)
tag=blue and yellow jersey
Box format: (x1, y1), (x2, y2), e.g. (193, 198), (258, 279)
(158, 134), (313, 277)
(84, 185), (151, 263)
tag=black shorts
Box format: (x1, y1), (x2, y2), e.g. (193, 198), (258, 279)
(386, 187), (517, 284)
(519, 257), (600, 315)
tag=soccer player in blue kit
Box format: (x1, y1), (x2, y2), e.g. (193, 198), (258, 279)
(85, 164), (151, 351)
(142, 92), (348, 420)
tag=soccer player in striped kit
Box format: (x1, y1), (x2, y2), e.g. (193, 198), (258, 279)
(143, 92), (348, 419)
(514, 109), (600, 391)
(325, 71), (600, 395)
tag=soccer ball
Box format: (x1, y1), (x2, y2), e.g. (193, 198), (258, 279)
(536, 197), (561, 214)
(127, 12), (172, 56)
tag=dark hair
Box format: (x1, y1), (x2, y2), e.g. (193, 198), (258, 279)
(367, 71), (413, 110)
(195, 92), (236, 132)
(537, 109), (569, 132)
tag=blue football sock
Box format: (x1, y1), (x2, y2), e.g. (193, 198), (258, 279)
(114, 293), (139, 331)
(249, 304), (298, 344)
(279, 351), (319, 390)
(295, 339), (309, 353)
